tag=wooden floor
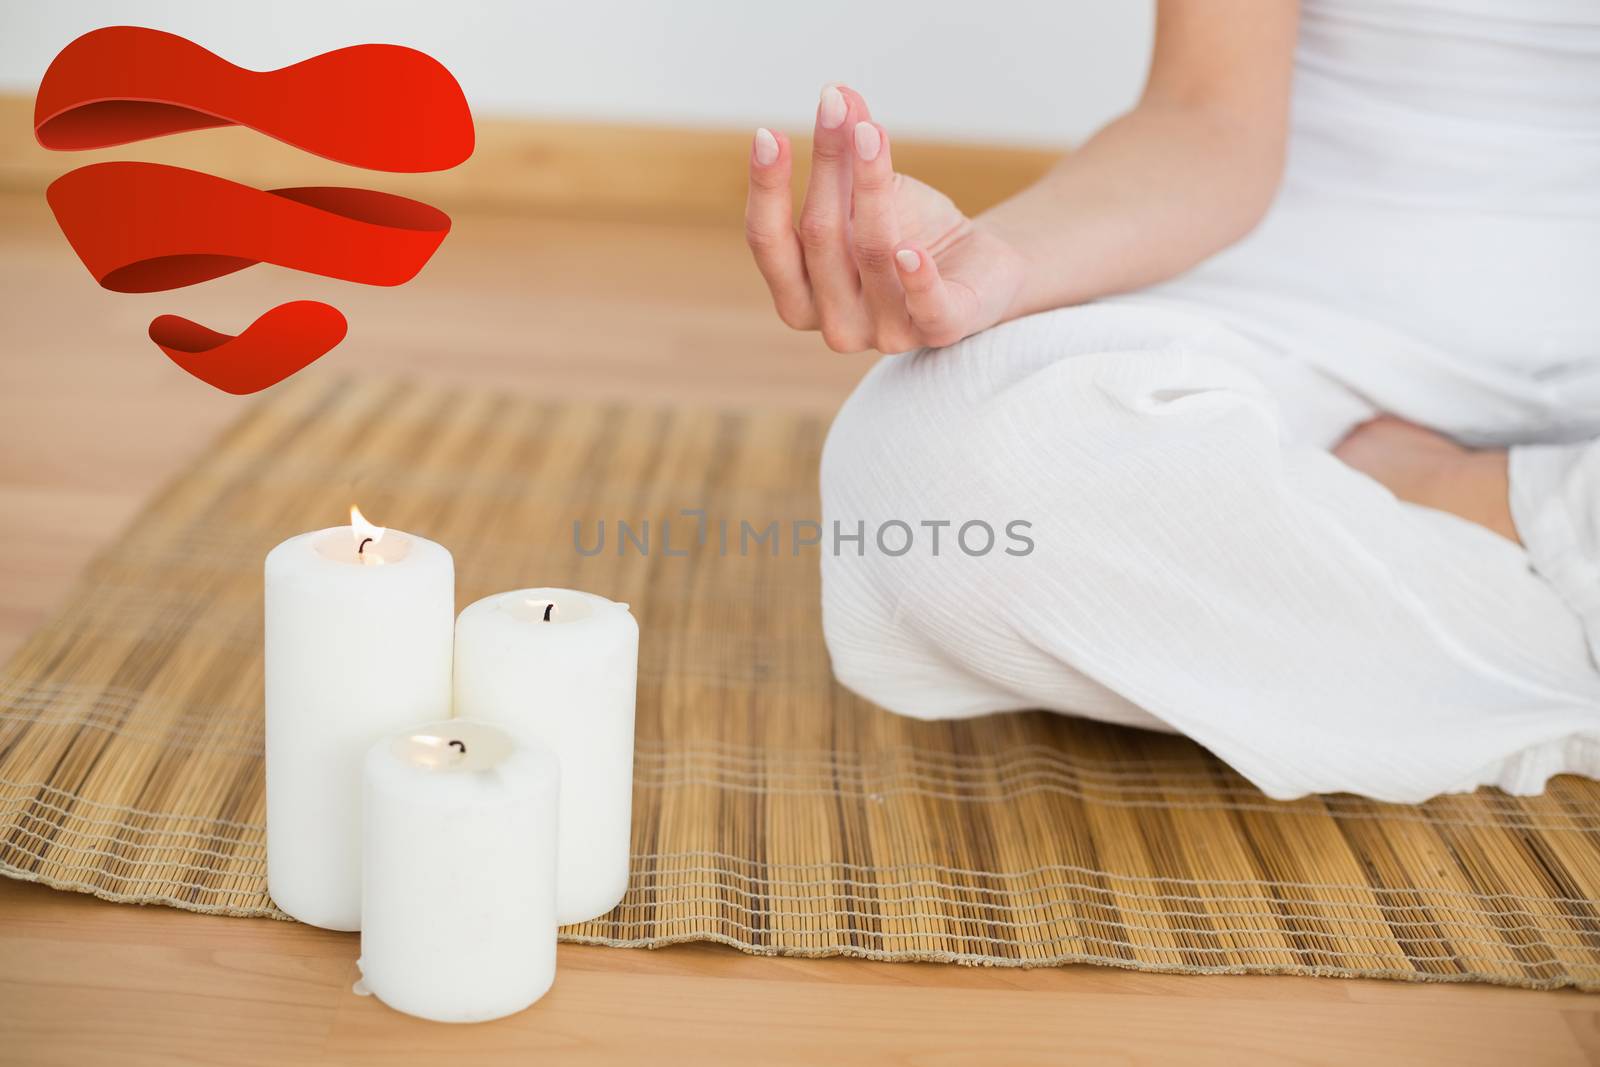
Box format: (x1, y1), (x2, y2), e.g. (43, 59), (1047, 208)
(1, 189), (1597, 1065)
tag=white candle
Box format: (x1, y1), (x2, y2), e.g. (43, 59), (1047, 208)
(453, 588), (638, 925)
(358, 719), (560, 1023)
(264, 507), (454, 930)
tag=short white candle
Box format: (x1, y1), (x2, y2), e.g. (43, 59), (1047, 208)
(264, 507), (454, 930)
(454, 588), (638, 925)
(359, 719), (560, 1023)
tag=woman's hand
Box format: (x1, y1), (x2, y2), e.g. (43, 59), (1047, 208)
(745, 85), (1027, 354)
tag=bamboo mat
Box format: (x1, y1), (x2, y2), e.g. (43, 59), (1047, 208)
(4, 375), (1600, 991)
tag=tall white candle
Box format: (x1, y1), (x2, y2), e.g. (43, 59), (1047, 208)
(359, 719), (560, 1023)
(453, 588), (638, 925)
(264, 507), (454, 930)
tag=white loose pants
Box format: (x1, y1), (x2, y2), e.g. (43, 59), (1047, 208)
(819, 304), (1600, 802)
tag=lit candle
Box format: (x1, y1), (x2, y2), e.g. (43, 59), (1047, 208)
(358, 719), (560, 1023)
(453, 588), (638, 924)
(264, 506), (454, 930)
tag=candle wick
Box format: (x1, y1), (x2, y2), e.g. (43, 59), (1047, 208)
(542, 602), (555, 622)
(448, 740), (467, 755)
(357, 537), (374, 556)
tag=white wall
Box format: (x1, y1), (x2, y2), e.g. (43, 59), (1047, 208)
(0, 0), (1153, 145)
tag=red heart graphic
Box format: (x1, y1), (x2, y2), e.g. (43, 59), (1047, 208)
(150, 301), (348, 395)
(35, 27), (472, 394)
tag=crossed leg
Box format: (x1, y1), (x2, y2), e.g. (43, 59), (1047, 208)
(818, 303), (1600, 802)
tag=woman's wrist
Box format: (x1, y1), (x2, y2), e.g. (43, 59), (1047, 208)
(970, 211), (1061, 324)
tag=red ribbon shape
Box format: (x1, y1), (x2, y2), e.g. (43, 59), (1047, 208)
(35, 26), (472, 393)
(35, 26), (473, 172)
(48, 163), (450, 291)
(151, 302), (348, 396)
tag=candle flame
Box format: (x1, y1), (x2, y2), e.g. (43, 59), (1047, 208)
(350, 505), (386, 544)
(349, 505), (387, 564)
(408, 734), (466, 767)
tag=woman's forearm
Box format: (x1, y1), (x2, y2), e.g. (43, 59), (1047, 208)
(979, 98), (1289, 319)
(978, 0), (1298, 319)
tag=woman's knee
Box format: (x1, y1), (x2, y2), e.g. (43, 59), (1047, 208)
(818, 307), (1287, 679)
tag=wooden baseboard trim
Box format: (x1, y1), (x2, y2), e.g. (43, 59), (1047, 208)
(0, 94), (1058, 224)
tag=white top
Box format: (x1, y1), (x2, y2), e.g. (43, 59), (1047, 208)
(1126, 0), (1600, 446)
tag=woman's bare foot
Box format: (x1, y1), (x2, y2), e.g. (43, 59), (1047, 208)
(1333, 416), (1520, 544)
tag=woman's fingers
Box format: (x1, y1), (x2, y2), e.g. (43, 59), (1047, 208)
(748, 86), (931, 353)
(797, 85), (871, 352)
(894, 243), (973, 347)
(744, 127), (816, 329)
(849, 121), (916, 351)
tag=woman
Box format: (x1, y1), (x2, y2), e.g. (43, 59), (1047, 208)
(743, 0), (1600, 801)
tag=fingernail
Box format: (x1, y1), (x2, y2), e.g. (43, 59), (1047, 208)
(895, 249), (920, 272)
(819, 85), (847, 129)
(753, 127), (779, 166)
(853, 122), (881, 161)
